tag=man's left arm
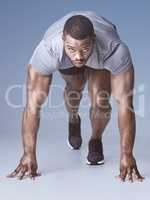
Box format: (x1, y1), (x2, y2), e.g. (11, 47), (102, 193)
(111, 64), (144, 182)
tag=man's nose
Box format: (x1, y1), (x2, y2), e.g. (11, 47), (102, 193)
(75, 52), (83, 60)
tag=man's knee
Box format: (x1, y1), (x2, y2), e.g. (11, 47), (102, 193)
(114, 93), (134, 111)
(90, 103), (112, 120)
(64, 85), (83, 107)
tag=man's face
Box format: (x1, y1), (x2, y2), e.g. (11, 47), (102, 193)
(63, 34), (94, 68)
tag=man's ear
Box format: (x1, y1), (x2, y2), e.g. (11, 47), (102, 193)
(92, 33), (96, 41)
(62, 34), (65, 41)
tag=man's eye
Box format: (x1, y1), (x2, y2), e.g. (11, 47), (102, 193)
(68, 47), (73, 50)
(82, 48), (89, 52)
(68, 47), (75, 52)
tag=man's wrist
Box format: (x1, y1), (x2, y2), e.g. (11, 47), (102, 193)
(121, 151), (133, 157)
(24, 150), (36, 157)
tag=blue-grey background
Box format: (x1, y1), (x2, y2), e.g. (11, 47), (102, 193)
(0, 1), (150, 199)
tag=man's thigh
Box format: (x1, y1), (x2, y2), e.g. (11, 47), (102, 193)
(87, 67), (111, 105)
(59, 66), (87, 91)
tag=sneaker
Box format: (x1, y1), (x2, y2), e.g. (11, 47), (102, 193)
(68, 115), (82, 150)
(87, 139), (104, 165)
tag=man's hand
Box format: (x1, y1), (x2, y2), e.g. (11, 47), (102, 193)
(118, 154), (144, 182)
(7, 154), (41, 180)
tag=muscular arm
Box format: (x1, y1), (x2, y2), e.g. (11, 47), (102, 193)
(7, 65), (52, 180)
(111, 65), (144, 182)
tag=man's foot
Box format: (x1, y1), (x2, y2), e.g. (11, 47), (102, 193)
(87, 138), (104, 165)
(68, 115), (82, 150)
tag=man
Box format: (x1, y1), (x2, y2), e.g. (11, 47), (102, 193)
(8, 11), (144, 182)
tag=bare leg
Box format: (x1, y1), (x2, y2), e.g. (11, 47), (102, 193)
(88, 68), (111, 140)
(59, 67), (87, 121)
(59, 67), (87, 149)
(86, 68), (111, 164)
(7, 65), (52, 180)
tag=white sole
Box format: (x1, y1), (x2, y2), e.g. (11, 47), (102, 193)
(86, 159), (105, 165)
(67, 140), (74, 150)
(67, 140), (81, 150)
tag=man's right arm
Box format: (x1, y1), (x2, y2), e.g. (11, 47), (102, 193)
(7, 64), (52, 180)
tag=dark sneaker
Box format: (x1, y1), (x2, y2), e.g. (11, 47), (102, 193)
(87, 139), (104, 165)
(68, 115), (82, 150)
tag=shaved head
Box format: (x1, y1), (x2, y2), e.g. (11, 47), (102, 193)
(63, 15), (95, 40)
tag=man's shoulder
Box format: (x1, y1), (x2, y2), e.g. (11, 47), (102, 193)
(42, 32), (63, 61)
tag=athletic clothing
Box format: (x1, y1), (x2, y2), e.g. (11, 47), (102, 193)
(29, 11), (133, 75)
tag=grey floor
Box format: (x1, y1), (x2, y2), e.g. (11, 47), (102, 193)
(0, 71), (150, 200)
(0, 108), (150, 200)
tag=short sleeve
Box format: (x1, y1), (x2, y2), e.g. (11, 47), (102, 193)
(28, 40), (59, 75)
(103, 42), (133, 75)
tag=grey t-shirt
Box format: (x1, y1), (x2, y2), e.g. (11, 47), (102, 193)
(29, 11), (133, 75)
